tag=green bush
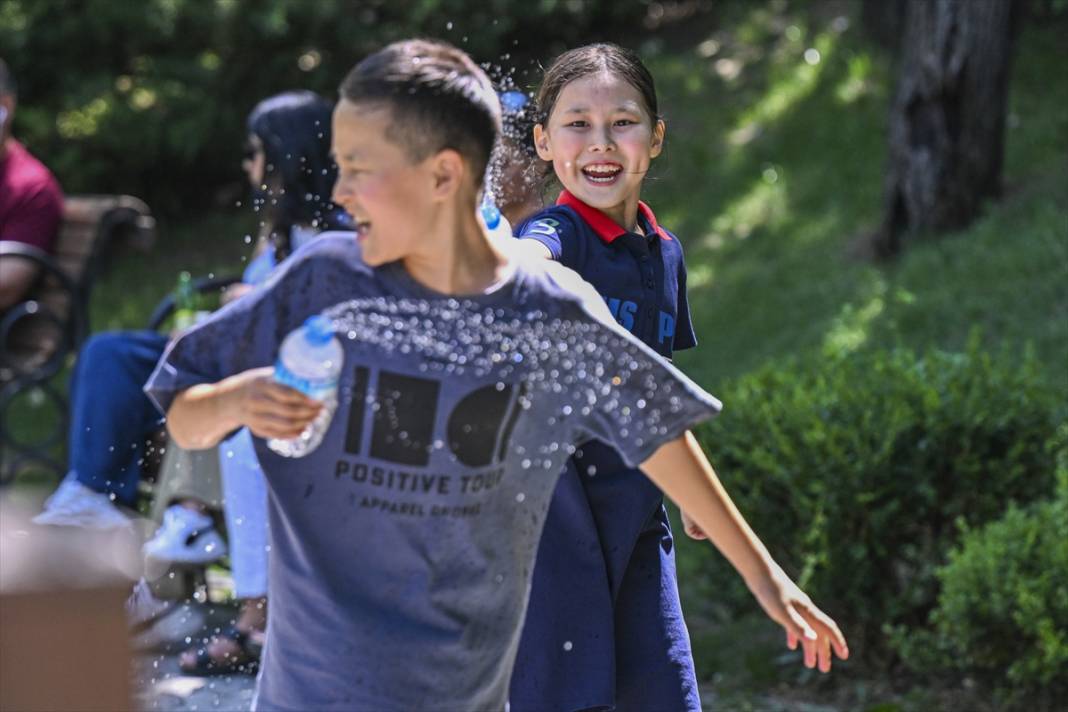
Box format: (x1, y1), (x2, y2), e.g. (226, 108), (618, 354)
(891, 445), (1068, 708)
(689, 336), (1061, 655)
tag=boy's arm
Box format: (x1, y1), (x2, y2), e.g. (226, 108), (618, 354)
(167, 367), (321, 450)
(640, 431), (849, 672)
(510, 238), (553, 261)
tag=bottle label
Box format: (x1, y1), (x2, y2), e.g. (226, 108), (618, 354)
(274, 358), (337, 400)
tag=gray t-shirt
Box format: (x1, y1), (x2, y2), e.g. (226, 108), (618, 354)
(146, 233), (721, 711)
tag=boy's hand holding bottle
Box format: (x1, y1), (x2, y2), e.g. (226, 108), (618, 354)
(225, 367), (323, 441)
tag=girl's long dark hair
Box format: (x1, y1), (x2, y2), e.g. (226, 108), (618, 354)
(247, 90), (345, 261)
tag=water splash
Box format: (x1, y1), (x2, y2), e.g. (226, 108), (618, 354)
(323, 297), (685, 452)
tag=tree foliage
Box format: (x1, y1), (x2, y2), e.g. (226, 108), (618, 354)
(1, 0), (648, 214)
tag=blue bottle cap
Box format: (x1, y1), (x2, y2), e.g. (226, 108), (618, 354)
(499, 91), (529, 113)
(481, 202), (501, 230)
(303, 315), (334, 345)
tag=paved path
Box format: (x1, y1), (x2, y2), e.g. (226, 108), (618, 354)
(133, 601), (256, 711)
(131, 602), (836, 712)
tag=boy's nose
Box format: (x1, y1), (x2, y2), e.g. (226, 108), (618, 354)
(331, 178), (349, 205)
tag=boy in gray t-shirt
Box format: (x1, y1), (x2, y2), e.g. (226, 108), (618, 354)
(148, 39), (847, 712)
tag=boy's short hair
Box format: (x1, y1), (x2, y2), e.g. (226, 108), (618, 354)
(339, 39), (500, 187)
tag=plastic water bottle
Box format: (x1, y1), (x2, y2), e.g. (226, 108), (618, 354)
(480, 192), (501, 230)
(173, 271), (198, 330)
(267, 315), (343, 458)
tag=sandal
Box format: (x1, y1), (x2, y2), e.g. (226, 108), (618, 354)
(178, 625), (262, 676)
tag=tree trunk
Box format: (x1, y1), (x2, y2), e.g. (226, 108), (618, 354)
(873, 0), (1019, 258)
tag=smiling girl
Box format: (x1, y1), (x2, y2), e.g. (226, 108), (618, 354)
(509, 44), (843, 712)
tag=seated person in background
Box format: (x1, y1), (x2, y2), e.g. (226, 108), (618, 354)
(34, 90), (346, 531)
(157, 91), (348, 675)
(0, 57), (64, 312)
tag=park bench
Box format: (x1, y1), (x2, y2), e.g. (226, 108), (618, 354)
(0, 195), (155, 484)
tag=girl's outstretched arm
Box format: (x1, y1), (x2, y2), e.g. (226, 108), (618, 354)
(640, 431), (850, 672)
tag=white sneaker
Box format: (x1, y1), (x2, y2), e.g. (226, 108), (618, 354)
(126, 577), (173, 630)
(143, 505), (226, 564)
(33, 474), (132, 529)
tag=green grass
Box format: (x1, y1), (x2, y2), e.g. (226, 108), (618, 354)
(644, 12), (1068, 397)
(91, 209), (254, 331)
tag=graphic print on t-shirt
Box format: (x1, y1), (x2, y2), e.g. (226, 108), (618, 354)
(332, 363), (528, 519)
(306, 294), (696, 522)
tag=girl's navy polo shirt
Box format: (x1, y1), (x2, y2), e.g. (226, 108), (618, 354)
(510, 193), (705, 711)
(515, 190), (697, 359)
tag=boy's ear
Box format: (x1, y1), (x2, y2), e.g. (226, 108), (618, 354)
(430, 148), (466, 199)
(650, 119), (665, 159)
(533, 124), (553, 162)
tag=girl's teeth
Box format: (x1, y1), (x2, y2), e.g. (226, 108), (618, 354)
(584, 166), (621, 183)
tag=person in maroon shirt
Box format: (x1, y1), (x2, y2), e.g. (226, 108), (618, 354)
(0, 58), (64, 311)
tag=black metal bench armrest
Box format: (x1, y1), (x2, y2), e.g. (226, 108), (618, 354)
(0, 241), (78, 295)
(0, 241), (84, 377)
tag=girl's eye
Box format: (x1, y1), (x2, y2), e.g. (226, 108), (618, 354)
(614, 119), (637, 127)
(566, 120), (588, 128)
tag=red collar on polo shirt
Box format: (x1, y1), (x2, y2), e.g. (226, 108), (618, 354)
(556, 190), (672, 243)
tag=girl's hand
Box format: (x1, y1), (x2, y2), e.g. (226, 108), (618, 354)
(680, 509), (707, 540)
(746, 563), (849, 673)
(229, 367), (322, 440)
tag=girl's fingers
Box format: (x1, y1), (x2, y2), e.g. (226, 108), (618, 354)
(818, 633), (832, 672)
(803, 636), (817, 669)
(786, 604), (818, 643)
(783, 605), (818, 670)
(800, 603), (850, 661)
(786, 630), (798, 651)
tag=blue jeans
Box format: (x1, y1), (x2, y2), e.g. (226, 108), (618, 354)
(68, 330), (169, 505)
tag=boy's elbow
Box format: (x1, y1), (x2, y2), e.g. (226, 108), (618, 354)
(165, 421), (199, 450)
(164, 403), (211, 450)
